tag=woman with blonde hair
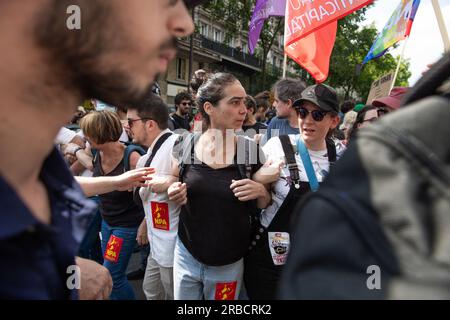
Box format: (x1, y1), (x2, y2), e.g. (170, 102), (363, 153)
(80, 110), (146, 300)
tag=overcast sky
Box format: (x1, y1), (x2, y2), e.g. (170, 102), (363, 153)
(362, 0), (450, 85)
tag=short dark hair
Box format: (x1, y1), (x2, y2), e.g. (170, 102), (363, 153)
(244, 95), (257, 114)
(255, 97), (270, 112)
(254, 90), (271, 100)
(340, 100), (355, 114)
(175, 91), (193, 106)
(128, 94), (169, 130)
(273, 79), (306, 103)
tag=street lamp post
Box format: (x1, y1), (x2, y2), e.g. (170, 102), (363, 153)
(188, 6), (196, 93)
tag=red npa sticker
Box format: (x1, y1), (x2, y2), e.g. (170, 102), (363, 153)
(215, 282), (237, 300)
(151, 202), (170, 231)
(104, 235), (123, 263)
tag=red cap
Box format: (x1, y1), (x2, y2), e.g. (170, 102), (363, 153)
(372, 87), (409, 110)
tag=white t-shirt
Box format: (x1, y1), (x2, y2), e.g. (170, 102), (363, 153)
(137, 130), (180, 268)
(261, 134), (346, 227)
(55, 127), (77, 145)
(119, 129), (130, 144)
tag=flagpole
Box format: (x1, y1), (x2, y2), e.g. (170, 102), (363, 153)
(282, 0), (288, 79)
(390, 36), (409, 93)
(431, 0), (450, 52)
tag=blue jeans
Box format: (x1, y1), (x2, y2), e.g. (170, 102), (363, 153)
(101, 221), (138, 300)
(173, 237), (243, 300)
(78, 199), (103, 265)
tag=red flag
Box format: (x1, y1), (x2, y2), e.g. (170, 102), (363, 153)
(285, 21), (337, 83)
(285, 0), (373, 82)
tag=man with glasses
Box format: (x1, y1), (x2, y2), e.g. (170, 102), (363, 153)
(127, 95), (185, 300)
(171, 91), (194, 131)
(261, 79), (306, 145)
(0, 0), (196, 299)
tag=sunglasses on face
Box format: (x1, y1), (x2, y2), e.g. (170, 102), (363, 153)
(297, 107), (329, 122)
(181, 102), (192, 106)
(127, 118), (151, 128)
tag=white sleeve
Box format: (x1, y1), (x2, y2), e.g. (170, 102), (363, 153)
(262, 136), (283, 162)
(119, 128), (130, 143)
(136, 153), (149, 169)
(55, 127), (77, 145)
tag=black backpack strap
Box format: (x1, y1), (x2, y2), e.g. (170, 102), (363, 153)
(144, 132), (173, 168)
(179, 133), (198, 183)
(279, 135), (301, 189)
(91, 148), (99, 169)
(326, 138), (337, 165)
(133, 132), (173, 206)
(169, 114), (178, 130)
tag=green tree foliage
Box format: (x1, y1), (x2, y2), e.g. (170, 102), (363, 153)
(201, 0), (253, 42)
(201, 0), (284, 92)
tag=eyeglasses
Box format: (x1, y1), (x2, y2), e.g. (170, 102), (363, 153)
(127, 118), (151, 128)
(377, 108), (389, 117)
(181, 102), (192, 106)
(296, 107), (329, 122)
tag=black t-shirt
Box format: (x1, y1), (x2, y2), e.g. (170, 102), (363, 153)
(177, 136), (265, 266)
(171, 113), (191, 131)
(242, 122), (268, 137)
(92, 152), (144, 228)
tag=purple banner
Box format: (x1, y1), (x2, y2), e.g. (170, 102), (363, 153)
(248, 0), (286, 54)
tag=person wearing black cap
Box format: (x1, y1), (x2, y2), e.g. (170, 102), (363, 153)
(244, 84), (346, 299)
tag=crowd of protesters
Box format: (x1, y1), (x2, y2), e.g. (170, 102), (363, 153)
(53, 62), (409, 300)
(3, 0), (447, 302)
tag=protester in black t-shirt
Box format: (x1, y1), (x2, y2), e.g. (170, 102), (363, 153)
(80, 111), (145, 300)
(170, 91), (193, 131)
(171, 73), (273, 300)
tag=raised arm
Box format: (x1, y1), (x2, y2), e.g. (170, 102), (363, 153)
(75, 167), (154, 197)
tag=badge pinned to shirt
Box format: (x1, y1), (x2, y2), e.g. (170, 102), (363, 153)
(151, 201), (170, 231)
(215, 281), (237, 300)
(268, 232), (290, 266)
(104, 235), (124, 263)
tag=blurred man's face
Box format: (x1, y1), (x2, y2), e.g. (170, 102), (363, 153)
(272, 92), (291, 119)
(126, 109), (148, 145)
(255, 106), (267, 122)
(358, 109), (379, 129)
(35, 0), (194, 107)
(177, 99), (192, 115)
